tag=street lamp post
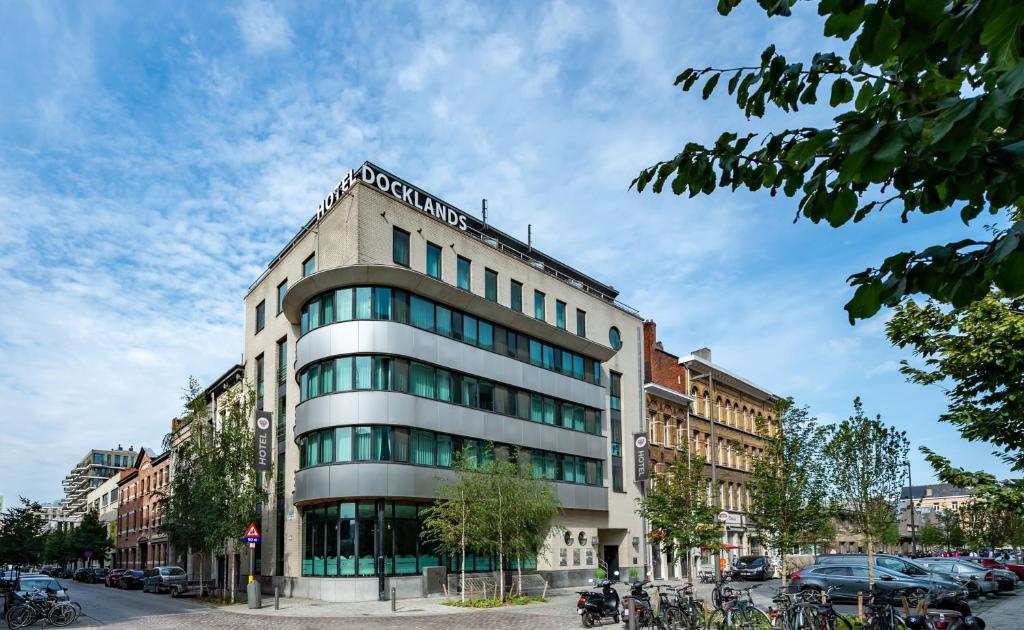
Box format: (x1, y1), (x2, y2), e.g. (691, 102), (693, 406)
(906, 461), (917, 556)
(691, 370), (720, 579)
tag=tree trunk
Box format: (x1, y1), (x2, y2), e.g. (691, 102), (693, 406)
(199, 553), (205, 597)
(866, 538), (875, 593)
(517, 554), (522, 596)
(781, 551), (788, 588)
(460, 500), (466, 603)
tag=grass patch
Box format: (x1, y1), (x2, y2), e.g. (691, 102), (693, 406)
(444, 595), (546, 608)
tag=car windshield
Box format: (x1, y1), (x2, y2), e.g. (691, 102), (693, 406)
(131, 571), (145, 577)
(738, 556), (764, 566)
(165, 568), (185, 576)
(20, 579), (58, 592)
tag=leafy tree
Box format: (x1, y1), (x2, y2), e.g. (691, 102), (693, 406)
(635, 447), (721, 583)
(960, 500), (1005, 550)
(71, 509), (112, 566)
(747, 400), (833, 586)
(0, 497), (46, 568)
(506, 454), (560, 595)
(632, 1), (1024, 322)
(918, 522), (944, 550)
(41, 528), (70, 566)
(420, 455), (485, 602)
(824, 398), (909, 589)
(937, 510), (967, 551)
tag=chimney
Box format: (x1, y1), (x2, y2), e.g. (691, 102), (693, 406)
(693, 347), (712, 361)
(926, 487), (933, 497)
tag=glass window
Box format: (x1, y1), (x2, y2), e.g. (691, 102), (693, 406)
(277, 280), (288, 315)
(355, 356), (372, 390)
(410, 295), (435, 331)
(529, 339), (542, 366)
(436, 369), (452, 402)
(451, 311), (463, 341)
(556, 301), (566, 329)
(543, 397), (556, 425)
(336, 357), (353, 391)
(411, 430), (436, 466)
(460, 376), (478, 407)
(542, 344), (554, 370)
(576, 309), (587, 337)
(410, 362), (435, 398)
(426, 242), (442, 279)
(307, 434), (320, 466)
(437, 435), (452, 467)
(478, 381), (494, 411)
(563, 456), (576, 482)
(534, 290), (545, 320)
(485, 268), (498, 302)
(510, 280), (522, 312)
(321, 293), (334, 325)
(530, 394), (543, 422)
(462, 314), (478, 346)
(392, 289), (409, 324)
(320, 430), (334, 464)
(374, 426), (392, 461)
(393, 358), (409, 392)
(303, 253), (316, 277)
(609, 326), (623, 350)
(393, 428), (409, 462)
(457, 256), (471, 290)
(573, 355), (585, 380)
(435, 305), (452, 337)
(478, 321), (493, 351)
(354, 427), (372, 461)
(308, 298), (321, 330)
(374, 287), (392, 320)
(374, 356), (392, 390)
(393, 227), (410, 267)
(336, 288), (353, 321)
(255, 301), (266, 333)
(355, 287), (373, 319)
(335, 427), (352, 462)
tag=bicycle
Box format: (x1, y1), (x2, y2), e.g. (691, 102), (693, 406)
(5, 588), (79, 629)
(767, 589), (818, 630)
(862, 589), (909, 630)
(707, 582), (772, 630)
(624, 583), (674, 630)
(665, 583), (705, 630)
(796, 586), (853, 630)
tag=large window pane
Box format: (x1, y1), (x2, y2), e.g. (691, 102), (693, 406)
(457, 256), (471, 290)
(355, 356), (372, 390)
(530, 394), (543, 422)
(410, 295), (435, 331)
(321, 360), (335, 395)
(355, 287), (373, 319)
(529, 339), (542, 366)
(436, 370), (452, 402)
(374, 426), (392, 461)
(411, 430), (436, 466)
(434, 306), (452, 338)
(426, 243), (442, 279)
(336, 427), (352, 462)
(325, 504), (339, 576)
(543, 397), (556, 425)
(534, 290), (545, 320)
(336, 288), (353, 321)
(478, 381), (494, 412)
(393, 358), (409, 393)
(561, 403), (574, 429)
(410, 362), (435, 398)
(374, 356), (392, 390)
(393, 289), (409, 324)
(563, 456), (576, 482)
(574, 406), (585, 432)
(393, 428), (409, 463)
(462, 314), (478, 346)
(460, 376), (477, 407)
(355, 427), (372, 461)
(358, 516), (375, 576)
(393, 228), (410, 267)
(307, 434), (320, 466)
(308, 364), (320, 399)
(510, 280), (523, 312)
(337, 357), (353, 391)
(374, 287), (392, 320)
(478, 321), (493, 351)
(309, 298), (321, 329)
(573, 355), (585, 380)
(556, 300), (566, 329)
(484, 269), (497, 302)
(437, 435), (452, 468)
(339, 517), (355, 576)
(321, 430), (334, 464)
(322, 294), (334, 325)
(395, 506), (418, 575)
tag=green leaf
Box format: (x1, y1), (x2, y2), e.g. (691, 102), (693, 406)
(845, 279), (885, 323)
(855, 81), (874, 110)
(994, 251), (1024, 295)
(702, 73), (721, 100)
(829, 189), (858, 227)
(830, 78), (854, 106)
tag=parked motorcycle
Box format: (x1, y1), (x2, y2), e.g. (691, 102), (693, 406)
(620, 580), (651, 628)
(577, 572), (621, 628)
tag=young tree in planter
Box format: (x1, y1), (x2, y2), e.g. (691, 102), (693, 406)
(635, 447), (721, 583)
(824, 398), (909, 590)
(420, 455), (487, 602)
(474, 457), (525, 599)
(0, 497), (46, 569)
(506, 451), (560, 595)
(747, 400), (832, 586)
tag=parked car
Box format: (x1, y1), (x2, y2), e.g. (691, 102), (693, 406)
(117, 570), (147, 590)
(791, 564), (960, 603)
(88, 568), (109, 584)
(916, 558), (999, 597)
(72, 567), (94, 582)
(3, 575), (68, 615)
(142, 566), (187, 594)
(815, 553), (967, 595)
(105, 569), (127, 588)
(731, 555), (773, 581)
(975, 557), (1024, 581)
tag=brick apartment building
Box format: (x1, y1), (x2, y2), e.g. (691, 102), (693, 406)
(642, 320), (779, 578)
(115, 448), (171, 570)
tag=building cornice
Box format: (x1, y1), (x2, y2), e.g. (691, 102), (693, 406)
(681, 355), (781, 402)
(643, 382), (695, 408)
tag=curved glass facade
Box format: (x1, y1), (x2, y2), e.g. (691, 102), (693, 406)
(298, 425), (605, 487)
(299, 354), (603, 436)
(302, 500), (536, 577)
(299, 286), (602, 385)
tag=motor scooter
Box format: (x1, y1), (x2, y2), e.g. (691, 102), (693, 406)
(620, 580), (651, 628)
(577, 572), (621, 627)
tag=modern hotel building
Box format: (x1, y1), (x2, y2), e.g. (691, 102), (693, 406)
(244, 163), (645, 601)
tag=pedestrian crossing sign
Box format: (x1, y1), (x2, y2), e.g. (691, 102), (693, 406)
(242, 522), (261, 543)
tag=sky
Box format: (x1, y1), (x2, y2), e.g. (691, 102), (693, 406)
(0, 0), (1010, 505)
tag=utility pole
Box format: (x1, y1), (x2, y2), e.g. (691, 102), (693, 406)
(907, 461), (916, 556)
(692, 370), (720, 580)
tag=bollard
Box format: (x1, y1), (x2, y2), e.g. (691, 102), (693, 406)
(274, 584), (280, 610)
(628, 597), (637, 630)
(391, 586), (396, 612)
(857, 592), (864, 622)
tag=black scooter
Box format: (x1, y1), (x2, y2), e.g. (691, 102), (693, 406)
(577, 573), (621, 628)
(620, 580), (652, 628)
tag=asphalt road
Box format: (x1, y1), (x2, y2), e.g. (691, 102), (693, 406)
(63, 580), (208, 626)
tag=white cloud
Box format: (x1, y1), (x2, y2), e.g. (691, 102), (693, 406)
(234, 2), (293, 53)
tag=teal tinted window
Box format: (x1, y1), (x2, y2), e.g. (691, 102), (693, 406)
(374, 287), (392, 320)
(435, 305), (452, 337)
(426, 243), (442, 279)
(410, 295), (434, 330)
(609, 326), (622, 350)
(410, 362), (435, 398)
(457, 256), (471, 290)
(576, 309), (586, 337)
(462, 315), (477, 346)
(392, 228), (410, 267)
(510, 280), (522, 312)
(336, 357), (353, 391)
(534, 290), (545, 320)
(277, 280), (288, 314)
(478, 321), (493, 351)
(355, 287), (372, 319)
(336, 427), (352, 462)
(484, 269), (497, 302)
(303, 253), (316, 277)
(355, 357), (372, 389)
(336, 288), (353, 321)
(556, 301), (566, 329)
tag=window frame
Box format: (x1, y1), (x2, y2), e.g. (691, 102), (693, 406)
(555, 300), (566, 329)
(255, 300), (266, 334)
(392, 227), (411, 268)
(426, 242), (442, 280)
(534, 290), (545, 321)
(484, 268), (498, 302)
(277, 279), (288, 315)
(576, 309), (587, 337)
(456, 256), (471, 291)
(510, 280), (523, 312)
(302, 253), (316, 277)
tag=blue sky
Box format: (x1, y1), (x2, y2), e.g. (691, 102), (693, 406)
(0, 1), (1009, 504)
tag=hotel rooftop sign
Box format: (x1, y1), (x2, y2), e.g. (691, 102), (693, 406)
(319, 162), (469, 231)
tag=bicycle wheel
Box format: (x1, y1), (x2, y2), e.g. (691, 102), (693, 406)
(736, 606), (773, 630)
(822, 615), (853, 630)
(5, 606), (35, 630)
(47, 603), (77, 627)
(705, 608), (728, 630)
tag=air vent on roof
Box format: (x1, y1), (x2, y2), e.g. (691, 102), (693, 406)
(483, 237), (498, 247)
(530, 260), (545, 271)
(570, 279), (584, 289)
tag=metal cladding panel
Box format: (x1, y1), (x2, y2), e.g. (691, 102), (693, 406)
(329, 465), (356, 498)
(294, 321), (604, 407)
(357, 465), (389, 496)
(359, 391), (388, 422)
(294, 466), (331, 503)
(330, 394), (360, 426)
(295, 397), (333, 435)
(502, 416), (524, 446)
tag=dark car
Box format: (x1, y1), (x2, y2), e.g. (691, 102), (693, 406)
(105, 569), (127, 588)
(89, 568), (109, 584)
(3, 576), (69, 615)
(72, 567), (92, 582)
(792, 564), (953, 603)
(117, 570), (147, 590)
(815, 553), (966, 595)
(732, 555), (773, 581)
